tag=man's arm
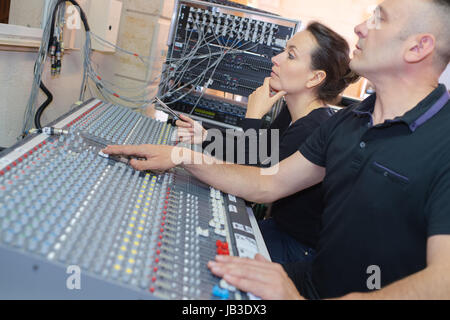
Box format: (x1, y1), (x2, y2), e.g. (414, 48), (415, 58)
(341, 235), (450, 300)
(102, 145), (325, 204)
(208, 235), (450, 300)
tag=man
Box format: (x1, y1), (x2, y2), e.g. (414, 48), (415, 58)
(103, 0), (450, 299)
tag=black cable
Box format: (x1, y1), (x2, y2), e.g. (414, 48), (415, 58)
(34, 81), (54, 130)
(48, 0), (90, 52)
(33, 0), (90, 131)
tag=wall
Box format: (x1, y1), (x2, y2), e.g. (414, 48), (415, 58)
(0, 0), (165, 148)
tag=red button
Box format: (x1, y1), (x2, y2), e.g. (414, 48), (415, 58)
(12, 161), (17, 166)
(163, 211), (167, 215)
(29, 151), (33, 155)
(161, 222), (165, 226)
(34, 147), (38, 151)
(155, 258), (159, 263)
(6, 166), (11, 171)
(157, 242), (162, 247)
(23, 154), (28, 158)
(165, 200), (168, 204)
(222, 242), (228, 250)
(159, 235), (163, 239)
(160, 228), (164, 233)
(149, 287), (155, 293)
(153, 267), (158, 272)
(0, 171), (4, 176)
(162, 216), (166, 220)
(18, 158), (23, 162)
(216, 240), (222, 247)
(156, 249), (160, 255)
(164, 205), (167, 209)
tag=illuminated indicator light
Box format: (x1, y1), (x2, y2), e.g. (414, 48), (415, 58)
(137, 200), (141, 203)
(138, 227), (143, 231)
(143, 208), (148, 212)
(131, 249), (137, 255)
(118, 255), (124, 260)
(140, 220), (145, 224)
(145, 202), (149, 206)
(126, 269), (132, 274)
(155, 258), (159, 263)
(142, 214), (147, 217)
(133, 210), (138, 215)
(160, 228), (164, 233)
(153, 267), (158, 272)
(114, 265), (121, 270)
(161, 222), (165, 226)
(157, 242), (162, 247)
(128, 259), (135, 264)
(131, 217), (136, 221)
(162, 216), (166, 220)
(134, 241), (139, 246)
(127, 231), (132, 235)
(152, 277), (156, 282)
(156, 250), (160, 255)
(121, 246), (127, 251)
(149, 287), (155, 293)
(135, 205), (140, 209)
(159, 235), (163, 239)
(139, 195), (143, 198)
(123, 238), (129, 243)
(137, 234), (142, 239)
(129, 224), (135, 228)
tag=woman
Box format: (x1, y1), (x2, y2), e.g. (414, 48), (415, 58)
(175, 22), (359, 265)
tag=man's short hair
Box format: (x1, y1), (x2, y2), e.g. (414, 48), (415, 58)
(429, 0), (450, 68)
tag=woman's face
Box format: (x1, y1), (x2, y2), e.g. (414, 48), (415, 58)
(270, 30), (319, 94)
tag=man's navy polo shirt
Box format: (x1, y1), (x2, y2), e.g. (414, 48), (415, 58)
(289, 84), (450, 299)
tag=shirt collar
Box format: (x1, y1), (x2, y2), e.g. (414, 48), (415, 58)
(352, 84), (449, 132)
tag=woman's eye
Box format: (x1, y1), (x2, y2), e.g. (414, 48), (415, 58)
(288, 52), (295, 60)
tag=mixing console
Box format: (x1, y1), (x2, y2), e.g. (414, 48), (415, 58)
(0, 99), (268, 299)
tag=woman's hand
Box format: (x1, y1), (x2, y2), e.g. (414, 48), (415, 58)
(246, 77), (287, 119)
(175, 114), (208, 145)
(208, 253), (304, 300)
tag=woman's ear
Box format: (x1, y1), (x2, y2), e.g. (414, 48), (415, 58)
(306, 70), (327, 89)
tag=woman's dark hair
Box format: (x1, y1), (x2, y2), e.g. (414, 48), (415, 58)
(306, 22), (360, 102)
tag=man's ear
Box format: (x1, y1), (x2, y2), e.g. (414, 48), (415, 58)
(306, 70), (327, 89)
(404, 33), (436, 63)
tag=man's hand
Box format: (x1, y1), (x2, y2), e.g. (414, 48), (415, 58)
(208, 254), (304, 300)
(175, 114), (208, 145)
(246, 77), (287, 119)
(102, 144), (187, 172)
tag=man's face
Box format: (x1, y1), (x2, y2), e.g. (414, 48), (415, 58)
(350, 0), (417, 77)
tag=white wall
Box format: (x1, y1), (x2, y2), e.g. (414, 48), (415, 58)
(440, 64), (450, 88)
(0, 0), (165, 148)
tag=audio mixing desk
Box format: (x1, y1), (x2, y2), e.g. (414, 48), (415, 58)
(0, 98), (269, 299)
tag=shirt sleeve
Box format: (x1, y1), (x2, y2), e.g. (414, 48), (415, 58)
(298, 107), (348, 168)
(425, 161), (450, 236)
(298, 124), (328, 168)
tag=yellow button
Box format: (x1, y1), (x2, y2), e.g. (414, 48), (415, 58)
(140, 220), (145, 224)
(129, 258), (135, 264)
(137, 199), (142, 203)
(138, 227), (144, 231)
(142, 214), (147, 217)
(135, 205), (140, 209)
(134, 241), (139, 246)
(137, 234), (142, 239)
(123, 238), (129, 243)
(126, 231), (132, 235)
(114, 264), (121, 270)
(129, 224), (135, 228)
(126, 268), (132, 274)
(120, 246), (126, 251)
(118, 255), (124, 260)
(143, 208), (148, 212)
(131, 217), (136, 221)
(131, 249), (137, 255)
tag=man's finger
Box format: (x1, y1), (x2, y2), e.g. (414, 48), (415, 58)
(102, 145), (148, 157)
(222, 274), (272, 300)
